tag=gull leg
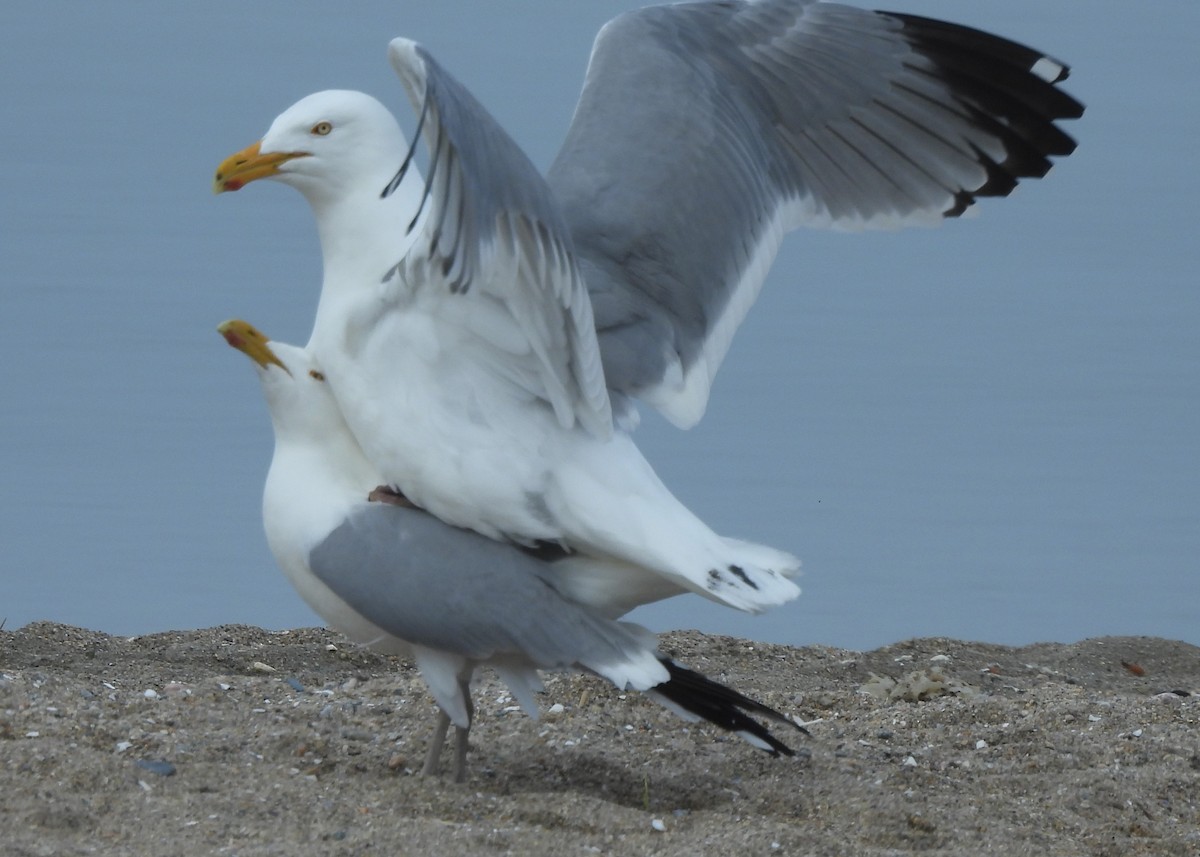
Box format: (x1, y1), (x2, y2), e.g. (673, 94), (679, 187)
(451, 725), (470, 783)
(450, 676), (475, 783)
(421, 710), (451, 777)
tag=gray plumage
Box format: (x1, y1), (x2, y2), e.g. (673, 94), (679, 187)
(308, 503), (651, 672)
(547, 1), (1083, 425)
(385, 1), (1082, 429)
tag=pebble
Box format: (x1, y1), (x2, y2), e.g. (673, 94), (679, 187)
(250, 661), (276, 674)
(651, 819), (666, 832)
(285, 677), (305, 693)
(143, 689), (158, 699)
(135, 759), (177, 777)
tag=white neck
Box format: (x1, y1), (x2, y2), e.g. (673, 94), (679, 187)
(304, 168), (426, 349)
(263, 430), (379, 557)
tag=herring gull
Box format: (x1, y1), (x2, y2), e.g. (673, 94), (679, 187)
(218, 319), (803, 781)
(213, 1), (1082, 617)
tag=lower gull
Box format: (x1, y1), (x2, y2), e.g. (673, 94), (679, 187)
(218, 320), (803, 781)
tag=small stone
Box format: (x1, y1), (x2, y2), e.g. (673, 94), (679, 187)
(387, 754), (406, 771)
(135, 759), (177, 777)
(975, 739), (988, 750)
(651, 819), (666, 832)
(902, 755), (918, 767)
(285, 677), (305, 693)
(250, 661), (276, 674)
(143, 689), (158, 699)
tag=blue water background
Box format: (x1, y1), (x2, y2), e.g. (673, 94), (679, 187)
(2, 2), (1196, 649)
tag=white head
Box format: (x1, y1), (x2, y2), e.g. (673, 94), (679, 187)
(214, 90), (413, 209)
(217, 319), (351, 446)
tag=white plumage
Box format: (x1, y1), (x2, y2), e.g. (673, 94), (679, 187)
(214, 2), (1080, 631)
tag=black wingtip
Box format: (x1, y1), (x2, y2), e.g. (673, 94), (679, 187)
(652, 658), (806, 756)
(883, 11), (1084, 217)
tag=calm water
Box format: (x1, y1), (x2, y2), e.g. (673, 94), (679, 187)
(2, 2), (1197, 650)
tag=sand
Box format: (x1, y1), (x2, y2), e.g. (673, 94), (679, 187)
(2, 622), (1197, 856)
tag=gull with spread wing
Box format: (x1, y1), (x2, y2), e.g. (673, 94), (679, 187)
(214, 1), (1082, 616)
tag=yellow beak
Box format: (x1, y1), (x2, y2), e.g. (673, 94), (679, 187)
(213, 141), (307, 193)
(217, 319), (289, 374)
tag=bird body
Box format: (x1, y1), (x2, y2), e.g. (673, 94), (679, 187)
(215, 0), (1082, 626)
(218, 320), (802, 780)
(212, 0), (1085, 782)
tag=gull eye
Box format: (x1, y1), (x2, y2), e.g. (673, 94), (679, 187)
(309, 369), (326, 381)
(311, 121), (333, 136)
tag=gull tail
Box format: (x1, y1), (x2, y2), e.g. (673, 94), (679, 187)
(701, 537), (802, 613)
(646, 658), (807, 755)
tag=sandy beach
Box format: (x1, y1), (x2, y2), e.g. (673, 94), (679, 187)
(2, 622), (1197, 855)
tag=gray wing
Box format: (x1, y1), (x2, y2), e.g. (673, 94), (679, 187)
(308, 503), (649, 670)
(385, 39), (611, 438)
(547, 1), (1084, 428)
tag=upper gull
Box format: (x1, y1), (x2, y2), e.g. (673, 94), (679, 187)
(213, 1), (1083, 616)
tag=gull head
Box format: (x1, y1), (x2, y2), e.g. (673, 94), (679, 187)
(217, 319), (344, 443)
(214, 90), (411, 209)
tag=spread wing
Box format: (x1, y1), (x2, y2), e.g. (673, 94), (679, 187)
(548, 0), (1083, 427)
(385, 38), (612, 438)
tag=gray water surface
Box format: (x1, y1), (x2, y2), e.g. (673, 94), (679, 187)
(2, 2), (1196, 650)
